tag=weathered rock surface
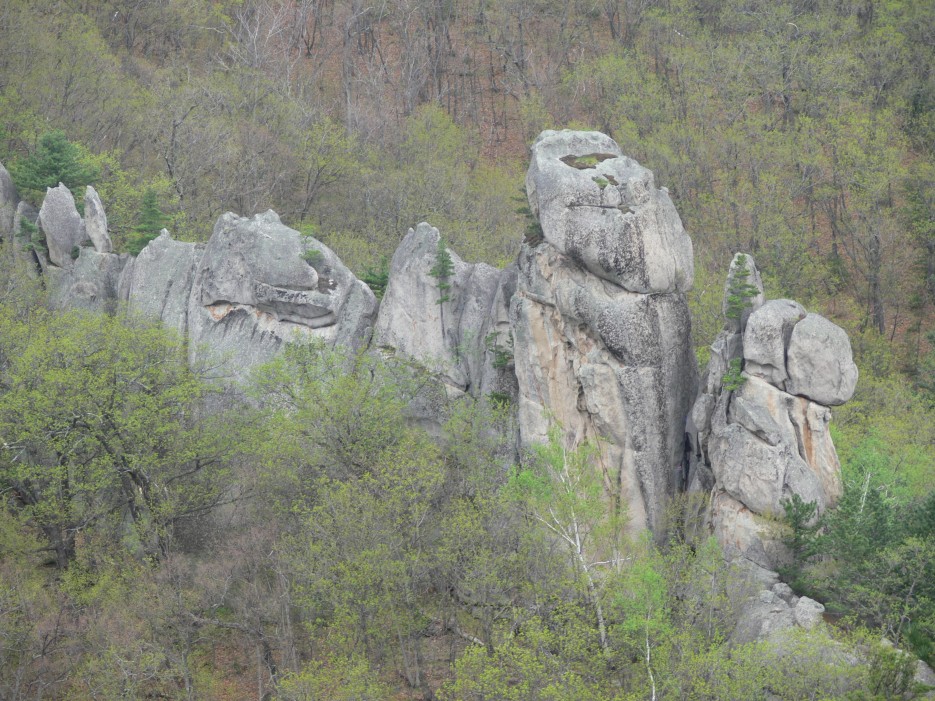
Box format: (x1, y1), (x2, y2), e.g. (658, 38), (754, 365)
(786, 313), (859, 405)
(742, 299), (806, 387)
(83, 186), (113, 253)
(38, 184), (89, 268)
(373, 223), (503, 392)
(48, 248), (129, 313)
(513, 130), (697, 535)
(122, 230), (202, 335)
(187, 210), (377, 382)
(526, 130), (693, 294)
(723, 252), (765, 333)
(731, 584), (825, 646)
(0, 161), (17, 240)
(689, 253), (852, 570)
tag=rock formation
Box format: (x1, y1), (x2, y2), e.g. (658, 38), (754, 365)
(512, 130), (696, 535)
(83, 186), (113, 254)
(373, 222), (517, 401)
(0, 162), (17, 241)
(38, 183), (90, 268)
(0, 170), (378, 382)
(186, 210), (377, 382)
(688, 253), (857, 569)
(0, 131), (857, 552)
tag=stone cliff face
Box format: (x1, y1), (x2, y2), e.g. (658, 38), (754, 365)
(3, 183), (378, 381)
(0, 129), (855, 551)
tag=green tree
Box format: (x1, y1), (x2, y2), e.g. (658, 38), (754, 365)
(9, 130), (99, 203)
(779, 493), (820, 586)
(508, 427), (625, 656)
(127, 188), (168, 256)
(0, 307), (238, 567)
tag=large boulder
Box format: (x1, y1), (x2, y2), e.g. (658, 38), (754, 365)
(83, 186), (113, 253)
(526, 130), (693, 294)
(373, 223), (504, 392)
(742, 299), (807, 388)
(0, 161), (17, 240)
(187, 211), (377, 382)
(38, 184), (89, 268)
(121, 230), (203, 335)
(786, 313), (858, 405)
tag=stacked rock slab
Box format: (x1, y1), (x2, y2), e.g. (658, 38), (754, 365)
(514, 130), (697, 535)
(373, 222), (518, 403)
(688, 254), (858, 569)
(187, 211), (378, 383)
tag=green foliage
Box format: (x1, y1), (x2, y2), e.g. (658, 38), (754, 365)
(485, 331), (514, 369)
(430, 237), (455, 305)
(126, 188), (167, 256)
(302, 247), (324, 266)
(361, 256), (389, 299)
(0, 306), (237, 567)
(9, 130), (99, 203)
(725, 253), (760, 321)
(17, 216), (46, 258)
(722, 357), (746, 391)
(278, 653), (390, 700)
(778, 494), (820, 585)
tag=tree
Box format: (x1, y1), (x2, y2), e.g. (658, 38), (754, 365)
(0, 307), (239, 568)
(127, 188), (168, 255)
(9, 130), (99, 203)
(508, 427), (625, 656)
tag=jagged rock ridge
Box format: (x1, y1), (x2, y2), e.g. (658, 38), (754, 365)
(1, 131), (855, 552)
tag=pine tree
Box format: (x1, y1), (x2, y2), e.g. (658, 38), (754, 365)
(127, 189), (167, 256)
(725, 254), (760, 321)
(10, 131), (99, 202)
(429, 237), (454, 305)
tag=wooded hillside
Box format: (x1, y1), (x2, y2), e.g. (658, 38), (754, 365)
(0, 1), (934, 699)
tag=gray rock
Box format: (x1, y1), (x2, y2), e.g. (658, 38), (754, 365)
(731, 589), (795, 645)
(704, 330), (742, 395)
(0, 161), (17, 240)
(48, 248), (129, 313)
(188, 210), (376, 383)
(772, 582), (798, 605)
(125, 230), (202, 335)
(915, 660), (935, 695)
(793, 596), (825, 630)
(786, 313), (858, 405)
(83, 186), (113, 253)
(511, 238), (696, 535)
(743, 299), (807, 388)
(373, 223), (502, 393)
(714, 493), (782, 570)
(723, 252), (765, 333)
(38, 184), (89, 268)
(526, 130), (693, 294)
(709, 422), (796, 516)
